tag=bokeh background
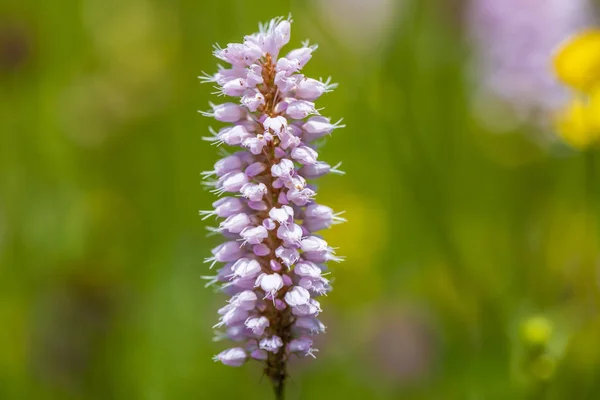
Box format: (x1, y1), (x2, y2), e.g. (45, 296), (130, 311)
(3, 0), (600, 398)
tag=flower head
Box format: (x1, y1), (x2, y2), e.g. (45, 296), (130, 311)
(553, 29), (600, 149)
(199, 15), (345, 395)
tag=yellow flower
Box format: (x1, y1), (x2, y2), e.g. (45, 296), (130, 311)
(520, 316), (553, 347)
(589, 87), (600, 128)
(555, 96), (600, 149)
(554, 29), (600, 93)
(553, 29), (600, 149)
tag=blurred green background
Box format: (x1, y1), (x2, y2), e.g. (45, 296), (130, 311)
(2, 0), (600, 398)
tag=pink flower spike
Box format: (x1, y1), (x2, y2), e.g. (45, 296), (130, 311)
(200, 15), (345, 390)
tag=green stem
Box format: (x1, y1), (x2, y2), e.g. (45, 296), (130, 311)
(584, 150), (596, 214)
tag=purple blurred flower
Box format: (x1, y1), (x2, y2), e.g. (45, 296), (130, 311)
(199, 15), (345, 397)
(364, 307), (437, 385)
(466, 0), (594, 132)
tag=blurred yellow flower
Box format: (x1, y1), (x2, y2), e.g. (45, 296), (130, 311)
(589, 88), (600, 127)
(520, 316), (553, 347)
(554, 29), (600, 93)
(553, 29), (600, 149)
(555, 96), (600, 149)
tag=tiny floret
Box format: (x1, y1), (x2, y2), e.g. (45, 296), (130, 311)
(213, 347), (248, 367)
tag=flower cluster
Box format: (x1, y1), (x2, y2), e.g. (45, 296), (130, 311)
(198, 16), (345, 390)
(553, 29), (600, 149)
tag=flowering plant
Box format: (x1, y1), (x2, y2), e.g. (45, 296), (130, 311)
(199, 16), (345, 398)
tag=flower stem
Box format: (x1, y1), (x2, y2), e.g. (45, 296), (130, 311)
(267, 315), (289, 399)
(261, 53), (289, 400)
(270, 372), (285, 400)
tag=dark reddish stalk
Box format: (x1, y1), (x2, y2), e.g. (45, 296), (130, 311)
(256, 54), (293, 399)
